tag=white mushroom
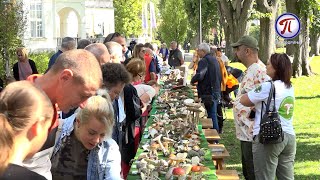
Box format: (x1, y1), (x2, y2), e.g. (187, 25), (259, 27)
(153, 134), (168, 156)
(163, 137), (175, 142)
(149, 128), (158, 138)
(191, 156), (200, 165)
(165, 167), (175, 180)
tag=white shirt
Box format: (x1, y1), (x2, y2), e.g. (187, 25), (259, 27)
(117, 97), (126, 123)
(134, 84), (156, 104)
(221, 54), (229, 65)
(233, 61), (270, 141)
(248, 80), (295, 136)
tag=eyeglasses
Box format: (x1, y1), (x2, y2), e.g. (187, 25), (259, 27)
(138, 73), (143, 78)
(104, 32), (122, 43)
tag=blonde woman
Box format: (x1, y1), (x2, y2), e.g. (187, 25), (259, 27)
(0, 81), (53, 179)
(13, 47), (38, 80)
(51, 95), (122, 180)
(188, 48), (200, 75)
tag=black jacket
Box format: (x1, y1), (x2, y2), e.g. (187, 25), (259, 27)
(122, 84), (142, 163)
(191, 54), (222, 97)
(13, 59), (38, 81)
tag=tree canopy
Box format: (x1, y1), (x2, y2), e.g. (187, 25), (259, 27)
(158, 0), (188, 46)
(183, 0), (219, 44)
(114, 0), (143, 37)
(0, 0), (26, 78)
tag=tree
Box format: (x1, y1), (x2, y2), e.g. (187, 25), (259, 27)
(309, 3), (320, 56)
(285, 0), (316, 77)
(114, 0), (143, 37)
(183, 0), (219, 46)
(0, 0), (26, 79)
(256, 0), (280, 64)
(217, 0), (255, 58)
(158, 0), (188, 46)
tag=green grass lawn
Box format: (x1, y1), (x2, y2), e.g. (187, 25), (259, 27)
(220, 56), (320, 179)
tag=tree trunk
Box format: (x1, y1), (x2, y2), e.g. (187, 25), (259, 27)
(285, 0), (299, 58)
(300, 12), (312, 76)
(218, 0), (254, 60)
(309, 34), (320, 56)
(225, 26), (233, 60)
(1, 48), (11, 78)
(256, 0), (279, 64)
(285, 0), (302, 77)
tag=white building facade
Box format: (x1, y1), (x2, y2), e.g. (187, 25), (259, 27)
(22, 0), (114, 51)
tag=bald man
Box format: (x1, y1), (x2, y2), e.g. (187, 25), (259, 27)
(23, 49), (102, 180)
(85, 43), (111, 65)
(104, 32), (127, 61)
(168, 41), (184, 67)
(105, 41), (123, 63)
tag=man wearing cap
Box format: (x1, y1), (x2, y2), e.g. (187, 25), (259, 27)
(231, 35), (270, 180)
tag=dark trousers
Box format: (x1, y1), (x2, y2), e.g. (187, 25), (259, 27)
(241, 141), (255, 180)
(217, 103), (224, 133)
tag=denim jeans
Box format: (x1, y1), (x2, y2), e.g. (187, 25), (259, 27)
(204, 92), (220, 132)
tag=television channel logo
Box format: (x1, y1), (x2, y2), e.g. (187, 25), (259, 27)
(275, 13), (301, 39)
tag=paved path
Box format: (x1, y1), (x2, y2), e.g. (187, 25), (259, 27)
(184, 53), (193, 62)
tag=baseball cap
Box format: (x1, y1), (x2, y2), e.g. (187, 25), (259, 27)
(231, 35), (259, 50)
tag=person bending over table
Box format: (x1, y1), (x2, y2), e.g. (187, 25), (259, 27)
(51, 95), (122, 180)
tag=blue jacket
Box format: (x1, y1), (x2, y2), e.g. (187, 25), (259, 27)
(52, 114), (122, 180)
(191, 54), (221, 97)
(46, 50), (63, 72)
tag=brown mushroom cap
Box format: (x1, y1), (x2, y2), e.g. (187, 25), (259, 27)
(172, 167), (185, 176)
(191, 165), (201, 172)
(150, 143), (159, 149)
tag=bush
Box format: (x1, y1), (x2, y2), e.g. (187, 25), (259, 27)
(29, 51), (55, 74)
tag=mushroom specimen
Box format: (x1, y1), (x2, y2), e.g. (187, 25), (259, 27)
(191, 165), (201, 179)
(153, 134), (168, 156)
(172, 167), (186, 180)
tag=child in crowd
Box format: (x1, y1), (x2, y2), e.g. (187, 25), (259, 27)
(0, 81), (54, 179)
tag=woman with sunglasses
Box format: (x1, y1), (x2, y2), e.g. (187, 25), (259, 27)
(13, 47), (38, 81)
(123, 43), (146, 65)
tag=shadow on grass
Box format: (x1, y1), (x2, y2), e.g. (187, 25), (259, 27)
(220, 119), (320, 180)
(219, 118), (244, 179)
(296, 132), (320, 139)
(295, 95), (320, 100)
(294, 133), (320, 162)
(294, 174), (320, 180)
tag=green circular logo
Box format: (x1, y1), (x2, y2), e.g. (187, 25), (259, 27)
(278, 96), (294, 120)
(254, 85), (262, 93)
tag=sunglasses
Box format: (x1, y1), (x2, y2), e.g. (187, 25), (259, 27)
(138, 73), (143, 78)
(105, 32), (122, 42)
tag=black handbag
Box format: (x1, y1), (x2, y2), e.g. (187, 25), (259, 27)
(259, 81), (284, 144)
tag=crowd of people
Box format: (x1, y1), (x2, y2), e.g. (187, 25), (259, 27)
(0, 34), (295, 180)
(189, 36), (295, 180)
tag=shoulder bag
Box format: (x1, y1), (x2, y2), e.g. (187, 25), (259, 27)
(259, 81), (284, 144)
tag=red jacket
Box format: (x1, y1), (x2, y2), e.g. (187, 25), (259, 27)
(144, 54), (152, 83)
